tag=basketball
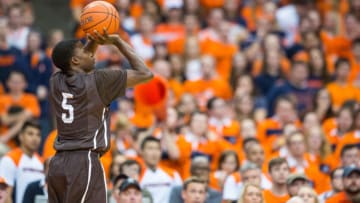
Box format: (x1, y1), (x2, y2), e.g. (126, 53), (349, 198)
(80, 1), (120, 37)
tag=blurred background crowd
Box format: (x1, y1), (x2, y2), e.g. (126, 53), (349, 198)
(0, 0), (360, 203)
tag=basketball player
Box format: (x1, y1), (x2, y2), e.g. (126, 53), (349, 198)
(47, 30), (153, 203)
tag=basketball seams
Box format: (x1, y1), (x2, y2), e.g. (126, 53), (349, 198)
(80, 1), (120, 35)
(81, 3), (110, 31)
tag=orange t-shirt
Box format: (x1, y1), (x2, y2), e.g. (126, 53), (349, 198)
(0, 93), (40, 118)
(200, 38), (238, 81)
(325, 191), (352, 203)
(326, 82), (360, 111)
(155, 24), (185, 42)
(251, 56), (291, 77)
(200, 0), (225, 9)
(263, 189), (290, 203)
(42, 130), (57, 160)
(348, 56), (360, 84)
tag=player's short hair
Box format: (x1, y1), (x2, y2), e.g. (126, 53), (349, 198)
(140, 136), (160, 150)
(51, 39), (80, 74)
(21, 120), (41, 132)
(340, 144), (358, 158)
(268, 157), (288, 173)
(182, 177), (207, 191)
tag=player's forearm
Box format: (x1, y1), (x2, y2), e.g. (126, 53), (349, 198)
(114, 38), (152, 76)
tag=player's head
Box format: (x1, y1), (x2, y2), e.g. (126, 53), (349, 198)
(140, 136), (161, 169)
(117, 178), (142, 203)
(268, 157), (290, 185)
(19, 120), (41, 154)
(0, 177), (8, 203)
(52, 39), (95, 74)
(181, 177), (207, 203)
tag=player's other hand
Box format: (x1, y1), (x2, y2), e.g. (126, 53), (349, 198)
(88, 28), (120, 45)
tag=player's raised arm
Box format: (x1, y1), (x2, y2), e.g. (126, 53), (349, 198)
(92, 29), (153, 87)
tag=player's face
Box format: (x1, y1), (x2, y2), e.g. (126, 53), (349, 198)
(118, 187), (142, 203)
(270, 163), (290, 185)
(243, 185), (262, 203)
(20, 126), (41, 153)
(142, 141), (161, 168)
(182, 183), (207, 203)
(0, 184), (8, 203)
(72, 42), (95, 72)
(343, 172), (360, 195)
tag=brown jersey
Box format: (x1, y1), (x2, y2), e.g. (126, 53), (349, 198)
(49, 69), (127, 153)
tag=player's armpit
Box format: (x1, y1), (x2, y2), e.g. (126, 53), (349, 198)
(126, 69), (153, 87)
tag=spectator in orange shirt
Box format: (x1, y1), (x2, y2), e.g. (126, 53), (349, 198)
(263, 157), (290, 203)
(325, 106), (354, 150)
(178, 111), (231, 173)
(257, 96), (300, 152)
(183, 55), (232, 109)
(326, 58), (360, 112)
(130, 14), (156, 64)
(209, 150), (239, 191)
(244, 143), (272, 190)
(304, 125), (332, 173)
(0, 71), (39, 147)
(325, 166), (360, 203)
(207, 97), (240, 139)
(313, 88), (334, 122)
(319, 168), (344, 203)
(155, 0), (185, 43)
(334, 109), (360, 159)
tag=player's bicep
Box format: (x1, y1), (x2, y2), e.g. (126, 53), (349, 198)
(126, 69), (153, 88)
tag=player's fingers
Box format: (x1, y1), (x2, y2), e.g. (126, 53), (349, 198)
(103, 27), (109, 38)
(93, 30), (105, 42)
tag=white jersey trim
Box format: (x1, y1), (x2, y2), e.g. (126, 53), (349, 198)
(80, 150), (92, 203)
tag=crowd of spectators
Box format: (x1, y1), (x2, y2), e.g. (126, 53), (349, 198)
(0, 0), (360, 202)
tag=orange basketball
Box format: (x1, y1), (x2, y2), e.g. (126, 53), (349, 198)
(80, 1), (120, 37)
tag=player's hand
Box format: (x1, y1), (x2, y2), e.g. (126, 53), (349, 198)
(90, 28), (120, 45)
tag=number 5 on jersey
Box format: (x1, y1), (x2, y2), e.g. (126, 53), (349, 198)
(62, 92), (74, 124)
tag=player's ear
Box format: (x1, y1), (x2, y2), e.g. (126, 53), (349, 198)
(71, 56), (80, 65)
